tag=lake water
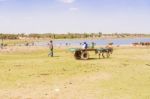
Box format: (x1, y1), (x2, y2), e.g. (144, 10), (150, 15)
(34, 38), (150, 46)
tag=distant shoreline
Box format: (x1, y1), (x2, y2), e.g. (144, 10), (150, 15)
(50, 36), (150, 41)
(1, 37), (150, 48)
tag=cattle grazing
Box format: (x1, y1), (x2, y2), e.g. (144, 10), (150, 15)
(132, 42), (150, 46)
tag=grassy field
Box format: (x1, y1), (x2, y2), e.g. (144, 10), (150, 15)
(0, 46), (150, 99)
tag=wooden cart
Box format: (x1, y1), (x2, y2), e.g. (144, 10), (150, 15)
(69, 47), (113, 60)
(69, 48), (97, 60)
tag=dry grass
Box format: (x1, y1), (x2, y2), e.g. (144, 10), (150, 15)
(0, 46), (150, 99)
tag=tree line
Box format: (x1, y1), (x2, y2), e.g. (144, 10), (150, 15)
(0, 33), (149, 40)
(0, 33), (102, 39)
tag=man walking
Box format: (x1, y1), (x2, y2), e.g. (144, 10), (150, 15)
(48, 40), (53, 57)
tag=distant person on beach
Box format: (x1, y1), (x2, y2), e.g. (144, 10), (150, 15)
(65, 43), (68, 46)
(32, 42), (34, 46)
(91, 42), (95, 49)
(48, 40), (53, 57)
(82, 42), (88, 49)
(25, 42), (29, 46)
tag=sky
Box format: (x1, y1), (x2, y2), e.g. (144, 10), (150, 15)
(0, 0), (150, 34)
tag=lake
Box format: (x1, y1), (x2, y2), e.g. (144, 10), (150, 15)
(34, 37), (150, 46)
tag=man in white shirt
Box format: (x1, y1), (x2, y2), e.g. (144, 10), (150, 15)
(82, 42), (88, 49)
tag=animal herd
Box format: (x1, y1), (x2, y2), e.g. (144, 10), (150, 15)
(132, 42), (150, 46)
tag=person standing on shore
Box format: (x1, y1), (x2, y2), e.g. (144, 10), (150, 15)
(91, 42), (95, 49)
(48, 40), (53, 57)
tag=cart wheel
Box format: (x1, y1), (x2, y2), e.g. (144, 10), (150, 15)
(74, 51), (81, 59)
(81, 51), (89, 60)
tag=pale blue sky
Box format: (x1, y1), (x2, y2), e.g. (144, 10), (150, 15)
(0, 0), (150, 33)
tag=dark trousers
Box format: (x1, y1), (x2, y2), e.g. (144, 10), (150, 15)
(48, 49), (53, 57)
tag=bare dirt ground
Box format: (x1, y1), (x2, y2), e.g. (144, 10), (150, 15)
(0, 72), (111, 99)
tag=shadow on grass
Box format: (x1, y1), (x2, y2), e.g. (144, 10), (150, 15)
(74, 57), (113, 61)
(76, 58), (100, 61)
(48, 56), (60, 57)
(88, 58), (100, 60)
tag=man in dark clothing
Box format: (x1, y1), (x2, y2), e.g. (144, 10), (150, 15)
(91, 42), (95, 49)
(48, 40), (53, 57)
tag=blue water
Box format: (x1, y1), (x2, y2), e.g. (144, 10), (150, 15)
(34, 38), (150, 46)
